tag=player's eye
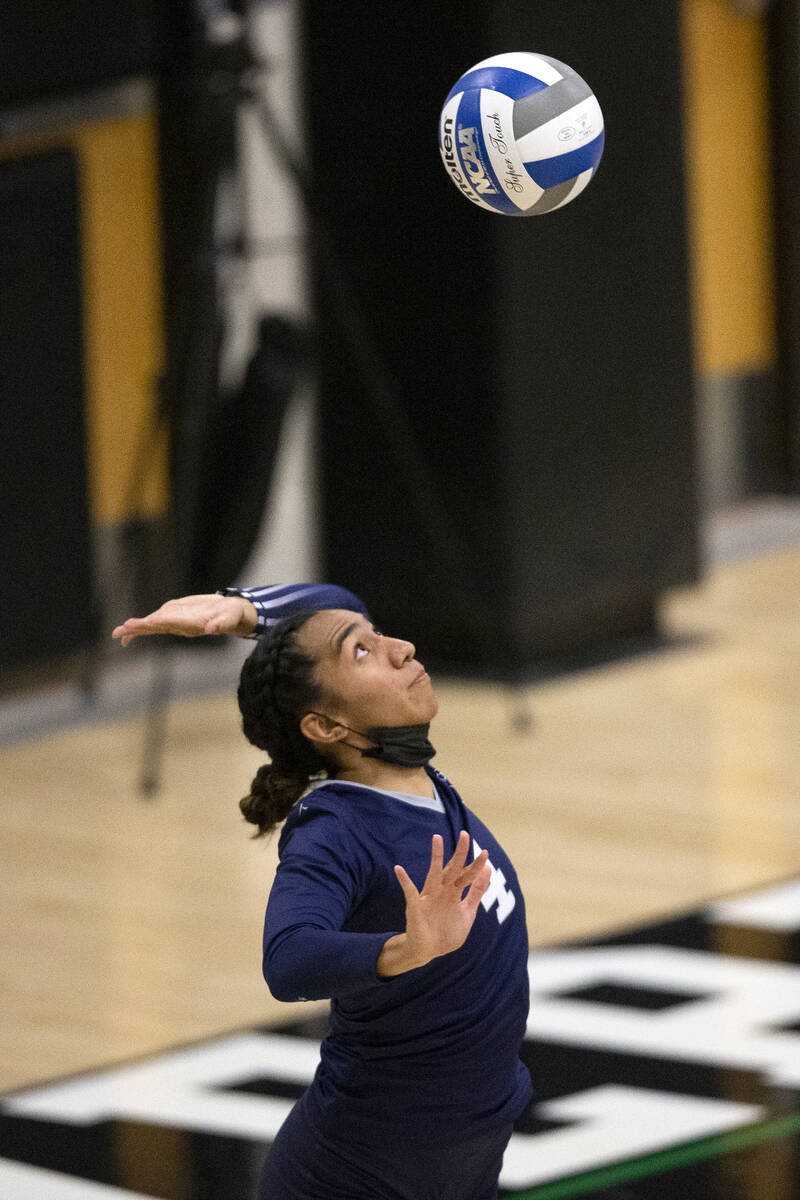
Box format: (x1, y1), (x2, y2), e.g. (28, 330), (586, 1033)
(355, 644), (369, 660)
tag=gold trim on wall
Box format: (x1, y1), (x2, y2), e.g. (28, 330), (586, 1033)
(681, 0), (777, 374)
(0, 103), (167, 523)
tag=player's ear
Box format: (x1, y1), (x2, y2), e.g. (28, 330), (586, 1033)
(300, 711), (348, 747)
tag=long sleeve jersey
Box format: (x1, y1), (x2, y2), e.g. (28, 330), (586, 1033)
(222, 582), (532, 1145)
(266, 770), (532, 1146)
(219, 581), (368, 633)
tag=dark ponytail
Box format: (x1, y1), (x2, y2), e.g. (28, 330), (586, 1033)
(237, 610), (328, 837)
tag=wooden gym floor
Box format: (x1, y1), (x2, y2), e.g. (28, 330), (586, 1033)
(1, 502), (799, 1099)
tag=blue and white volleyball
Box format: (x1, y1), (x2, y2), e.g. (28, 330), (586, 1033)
(439, 52), (604, 216)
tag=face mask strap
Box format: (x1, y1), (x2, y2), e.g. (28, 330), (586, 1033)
(306, 713), (435, 768)
(307, 712), (378, 752)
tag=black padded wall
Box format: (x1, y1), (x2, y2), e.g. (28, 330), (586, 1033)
(0, 2), (190, 108)
(302, 1), (699, 675)
(0, 150), (98, 669)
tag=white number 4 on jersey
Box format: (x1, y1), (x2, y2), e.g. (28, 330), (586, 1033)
(472, 838), (516, 924)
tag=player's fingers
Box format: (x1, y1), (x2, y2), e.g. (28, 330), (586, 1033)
(463, 862), (493, 913)
(112, 618), (155, 643)
(457, 848), (489, 887)
(133, 618), (167, 636)
(443, 830), (470, 875)
(394, 863), (420, 903)
(122, 608), (201, 638)
(112, 618), (141, 636)
(420, 835), (444, 894)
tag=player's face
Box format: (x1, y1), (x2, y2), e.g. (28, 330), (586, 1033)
(298, 609), (438, 729)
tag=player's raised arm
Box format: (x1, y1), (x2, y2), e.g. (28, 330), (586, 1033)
(111, 594), (257, 646)
(111, 583), (369, 645)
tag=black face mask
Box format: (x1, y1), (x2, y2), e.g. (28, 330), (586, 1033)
(360, 723), (436, 768)
(311, 715), (436, 768)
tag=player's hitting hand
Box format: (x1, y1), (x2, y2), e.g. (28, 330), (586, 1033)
(112, 594), (258, 646)
(378, 832), (491, 976)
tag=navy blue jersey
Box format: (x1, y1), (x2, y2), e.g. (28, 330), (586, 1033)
(262, 767), (532, 1145)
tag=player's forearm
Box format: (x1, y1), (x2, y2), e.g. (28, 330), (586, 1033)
(263, 927), (401, 1001)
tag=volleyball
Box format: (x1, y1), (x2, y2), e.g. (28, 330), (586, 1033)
(439, 52), (604, 216)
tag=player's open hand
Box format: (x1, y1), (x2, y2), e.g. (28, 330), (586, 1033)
(111, 594), (257, 646)
(392, 831), (491, 969)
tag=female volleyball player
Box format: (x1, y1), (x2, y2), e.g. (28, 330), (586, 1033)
(114, 583), (532, 1200)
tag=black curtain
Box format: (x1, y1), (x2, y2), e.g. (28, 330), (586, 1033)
(302, 0), (699, 676)
(0, 1), (187, 107)
(0, 150), (98, 669)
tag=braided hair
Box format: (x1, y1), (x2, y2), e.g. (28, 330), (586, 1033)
(237, 609), (329, 837)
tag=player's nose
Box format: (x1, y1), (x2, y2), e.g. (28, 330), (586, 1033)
(388, 637), (415, 667)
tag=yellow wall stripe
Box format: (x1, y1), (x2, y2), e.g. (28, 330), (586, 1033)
(0, 107), (167, 523)
(73, 111), (167, 523)
(681, 0), (777, 374)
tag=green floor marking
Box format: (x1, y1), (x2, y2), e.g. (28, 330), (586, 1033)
(508, 1109), (800, 1200)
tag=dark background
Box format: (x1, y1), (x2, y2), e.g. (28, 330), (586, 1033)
(303, 1), (698, 675)
(1, 0), (799, 675)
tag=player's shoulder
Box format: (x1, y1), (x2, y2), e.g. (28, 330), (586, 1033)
(277, 781), (360, 853)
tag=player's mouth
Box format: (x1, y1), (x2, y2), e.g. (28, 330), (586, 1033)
(410, 667), (429, 687)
